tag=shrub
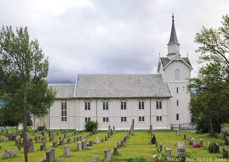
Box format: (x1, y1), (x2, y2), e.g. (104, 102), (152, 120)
(85, 121), (99, 132)
(151, 135), (156, 144)
(208, 142), (213, 153)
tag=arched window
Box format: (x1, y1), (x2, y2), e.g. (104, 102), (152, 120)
(175, 69), (180, 80)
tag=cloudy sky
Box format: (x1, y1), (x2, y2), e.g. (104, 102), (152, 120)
(1, 0), (229, 82)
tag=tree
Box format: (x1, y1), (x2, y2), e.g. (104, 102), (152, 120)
(188, 14), (229, 134)
(0, 26), (56, 162)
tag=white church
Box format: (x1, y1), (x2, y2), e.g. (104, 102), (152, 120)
(34, 15), (192, 130)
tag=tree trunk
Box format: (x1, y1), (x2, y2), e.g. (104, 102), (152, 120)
(23, 91), (28, 162)
(208, 115), (213, 134)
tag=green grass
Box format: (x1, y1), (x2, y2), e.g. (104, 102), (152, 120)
(0, 130), (229, 162)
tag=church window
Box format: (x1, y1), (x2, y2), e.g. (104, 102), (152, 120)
(139, 116), (144, 122)
(121, 117), (127, 122)
(156, 101), (162, 109)
(176, 100), (179, 107)
(103, 117), (109, 123)
(85, 102), (90, 110)
(176, 113), (179, 121)
(156, 116), (162, 121)
(103, 102), (109, 110)
(61, 101), (67, 122)
(85, 117), (91, 122)
(139, 101), (144, 109)
(175, 69), (180, 80)
(121, 101), (126, 110)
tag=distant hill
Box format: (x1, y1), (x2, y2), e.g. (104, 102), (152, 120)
(48, 79), (74, 84)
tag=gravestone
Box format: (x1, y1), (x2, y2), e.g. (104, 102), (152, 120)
(225, 137), (229, 146)
(189, 135), (191, 141)
(165, 147), (171, 159)
(176, 130), (179, 136)
(64, 145), (69, 157)
(46, 149), (55, 162)
(49, 136), (54, 141)
(91, 156), (99, 162)
(96, 137), (99, 144)
(214, 143), (219, 153)
(59, 139), (64, 146)
(101, 139), (104, 143)
(57, 132), (59, 135)
(67, 138), (71, 143)
(27, 140), (34, 152)
(105, 136), (107, 141)
(221, 132), (225, 140)
(208, 142), (210, 147)
(42, 136), (46, 143)
(176, 142), (186, 156)
(53, 141), (57, 147)
(80, 136), (82, 141)
(48, 131), (51, 137)
(76, 137), (79, 141)
(200, 139), (203, 147)
(77, 141), (82, 151)
(117, 142), (120, 148)
(74, 137), (77, 142)
(191, 138), (195, 145)
(2, 150), (16, 159)
(41, 131), (45, 137)
(108, 132), (110, 138)
(35, 137), (39, 143)
(160, 143), (162, 152)
(114, 146), (118, 155)
(64, 133), (67, 138)
(183, 134), (186, 140)
(113, 126), (115, 133)
(110, 129), (113, 136)
(155, 141), (158, 147)
(131, 119), (135, 135)
(82, 139), (87, 150)
(40, 142), (46, 150)
(121, 140), (124, 147)
(223, 147), (228, 159)
(89, 140), (93, 146)
(104, 150), (111, 162)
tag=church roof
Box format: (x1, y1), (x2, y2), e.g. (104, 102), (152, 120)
(168, 15), (179, 45)
(73, 74), (171, 98)
(49, 84), (75, 99)
(160, 57), (192, 67)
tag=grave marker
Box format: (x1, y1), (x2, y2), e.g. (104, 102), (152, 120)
(176, 142), (186, 156)
(91, 157), (99, 162)
(64, 145), (69, 157)
(104, 150), (111, 162)
(223, 147), (228, 159)
(114, 146), (118, 155)
(53, 141), (57, 147)
(46, 149), (55, 162)
(165, 147), (171, 159)
(96, 137), (99, 144)
(77, 141), (82, 151)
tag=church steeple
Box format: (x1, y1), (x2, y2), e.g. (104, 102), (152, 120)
(167, 14), (180, 58)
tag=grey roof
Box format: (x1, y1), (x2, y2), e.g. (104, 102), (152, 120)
(49, 84), (75, 99)
(74, 74), (171, 98)
(160, 57), (192, 67)
(168, 15), (179, 45)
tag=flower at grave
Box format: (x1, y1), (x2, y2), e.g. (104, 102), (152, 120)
(193, 145), (199, 148)
(155, 160), (162, 162)
(74, 149), (77, 152)
(196, 144), (201, 148)
(189, 141), (193, 145)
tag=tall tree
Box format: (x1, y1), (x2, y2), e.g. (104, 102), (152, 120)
(188, 14), (229, 134)
(0, 26), (56, 162)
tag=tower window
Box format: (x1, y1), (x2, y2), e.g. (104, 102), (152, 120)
(139, 101), (144, 109)
(103, 102), (109, 110)
(176, 114), (179, 121)
(121, 101), (126, 110)
(85, 102), (90, 110)
(176, 100), (179, 107)
(175, 69), (180, 80)
(156, 101), (162, 109)
(61, 101), (67, 121)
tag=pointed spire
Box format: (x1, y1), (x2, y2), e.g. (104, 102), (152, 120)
(168, 13), (179, 45)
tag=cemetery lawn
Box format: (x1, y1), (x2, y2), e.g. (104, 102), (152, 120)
(0, 130), (229, 162)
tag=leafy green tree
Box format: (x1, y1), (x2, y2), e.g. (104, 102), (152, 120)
(0, 26), (56, 162)
(188, 14), (229, 134)
(85, 120), (99, 132)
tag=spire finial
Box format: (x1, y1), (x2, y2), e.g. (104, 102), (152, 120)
(187, 53), (189, 58)
(172, 10), (174, 22)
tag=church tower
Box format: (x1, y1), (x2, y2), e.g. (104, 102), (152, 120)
(157, 15), (192, 125)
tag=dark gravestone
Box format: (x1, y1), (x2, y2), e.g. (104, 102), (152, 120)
(46, 149), (55, 162)
(113, 126), (115, 133)
(225, 138), (229, 146)
(223, 147), (228, 159)
(40, 142), (46, 151)
(27, 141), (34, 152)
(67, 138), (71, 143)
(76, 137), (79, 141)
(53, 141), (57, 147)
(42, 136), (46, 143)
(59, 139), (64, 146)
(48, 131), (51, 137)
(57, 132), (59, 135)
(155, 141), (158, 147)
(80, 136), (82, 141)
(200, 139), (203, 147)
(105, 136), (107, 141)
(114, 146), (118, 155)
(183, 134), (186, 140)
(160, 143), (162, 152)
(108, 132), (110, 138)
(101, 139), (104, 143)
(89, 140), (93, 146)
(214, 143), (219, 153)
(49, 136), (54, 142)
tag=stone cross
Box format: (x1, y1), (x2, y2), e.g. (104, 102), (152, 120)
(17, 138), (33, 151)
(104, 150), (111, 162)
(176, 142), (186, 156)
(46, 149), (55, 162)
(64, 145), (69, 157)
